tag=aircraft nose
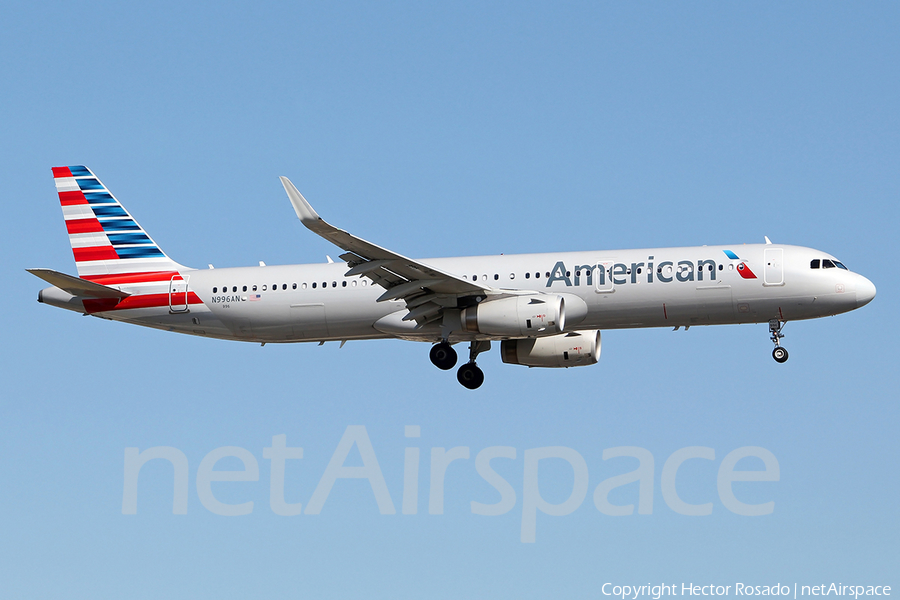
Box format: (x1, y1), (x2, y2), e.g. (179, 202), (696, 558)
(856, 275), (876, 308)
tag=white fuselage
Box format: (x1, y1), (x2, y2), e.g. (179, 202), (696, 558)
(69, 243), (873, 344)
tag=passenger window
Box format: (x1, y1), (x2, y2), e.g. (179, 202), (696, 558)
(472, 275), (477, 282)
(273, 283), (277, 289)
(322, 282), (326, 288)
(494, 274), (499, 280)
(566, 271), (571, 277)
(718, 264), (723, 271)
(525, 273), (530, 279)
(213, 287), (217, 293)
(823, 259), (836, 269)
(233, 286), (237, 292)
(252, 285), (258, 291)
(312, 282), (317, 289)
(302, 283), (307, 289)
(243, 285), (247, 292)
(342, 281), (347, 287)
(332, 281), (337, 287)
(536, 272), (541, 279)
(292, 283), (297, 289)
(509, 273), (515, 280)
(352, 280), (357, 287)
(282, 284), (287, 290)
(810, 259), (820, 269)
(262, 285), (267, 291)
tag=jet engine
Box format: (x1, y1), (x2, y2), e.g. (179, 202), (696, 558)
(460, 295), (565, 337)
(500, 330), (601, 368)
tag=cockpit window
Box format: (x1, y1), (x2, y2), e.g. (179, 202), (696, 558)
(834, 261), (848, 270)
(810, 259), (820, 269)
(822, 259), (836, 269)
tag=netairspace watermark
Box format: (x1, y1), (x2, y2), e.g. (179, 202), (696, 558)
(123, 425), (783, 543)
(602, 583), (890, 599)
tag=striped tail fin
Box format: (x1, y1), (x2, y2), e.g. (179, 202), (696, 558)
(52, 165), (188, 277)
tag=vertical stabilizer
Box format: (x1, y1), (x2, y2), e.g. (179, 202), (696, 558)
(52, 166), (188, 277)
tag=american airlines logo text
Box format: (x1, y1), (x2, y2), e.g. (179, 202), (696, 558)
(122, 426), (780, 542)
(543, 256), (750, 288)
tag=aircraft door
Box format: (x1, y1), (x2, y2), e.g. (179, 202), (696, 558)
(291, 303), (329, 340)
(169, 275), (190, 313)
(764, 248), (784, 286)
(595, 261), (615, 293)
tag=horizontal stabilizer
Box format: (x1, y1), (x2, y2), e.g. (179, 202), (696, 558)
(26, 268), (130, 299)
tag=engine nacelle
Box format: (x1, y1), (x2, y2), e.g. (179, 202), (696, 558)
(460, 295), (565, 337)
(500, 330), (601, 368)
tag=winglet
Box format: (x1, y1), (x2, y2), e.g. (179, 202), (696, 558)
(764, 236), (772, 245)
(280, 177), (323, 228)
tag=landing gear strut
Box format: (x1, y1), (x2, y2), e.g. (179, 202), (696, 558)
(769, 319), (788, 363)
(429, 341), (457, 370)
(457, 341), (490, 390)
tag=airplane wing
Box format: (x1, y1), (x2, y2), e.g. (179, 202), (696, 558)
(27, 268), (131, 299)
(280, 177), (493, 325)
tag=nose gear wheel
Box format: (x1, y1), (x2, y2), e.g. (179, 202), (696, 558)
(769, 319), (788, 363)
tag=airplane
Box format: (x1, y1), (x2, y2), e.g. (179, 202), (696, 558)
(30, 166), (876, 389)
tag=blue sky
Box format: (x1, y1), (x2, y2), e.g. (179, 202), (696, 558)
(1, 2), (898, 598)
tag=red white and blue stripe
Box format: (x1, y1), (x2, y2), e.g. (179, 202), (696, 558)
(53, 165), (179, 274)
(53, 165), (202, 313)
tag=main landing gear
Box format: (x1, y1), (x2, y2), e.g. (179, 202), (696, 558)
(457, 363), (484, 390)
(429, 340), (489, 390)
(457, 341), (490, 390)
(769, 319), (789, 363)
(429, 341), (458, 370)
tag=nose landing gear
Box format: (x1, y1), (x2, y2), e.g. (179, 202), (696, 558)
(769, 319), (789, 363)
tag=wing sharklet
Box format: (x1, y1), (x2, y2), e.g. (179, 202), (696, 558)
(280, 178), (323, 228)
